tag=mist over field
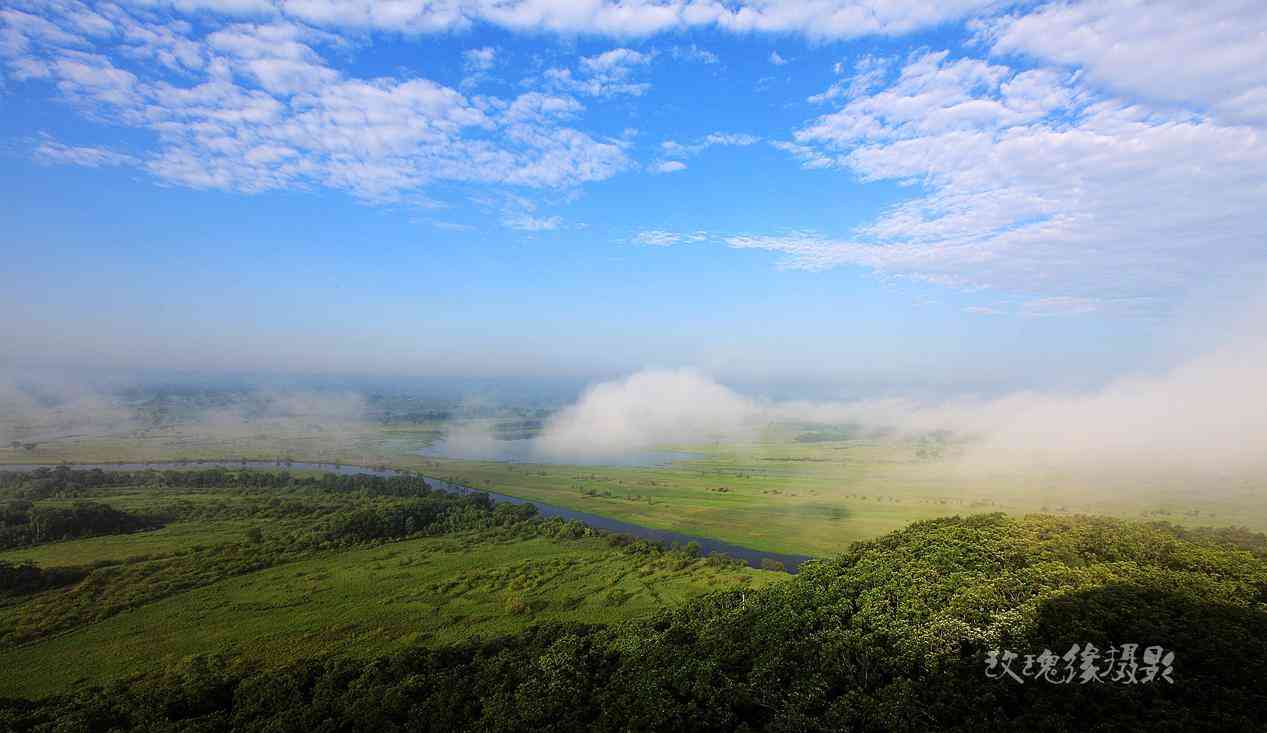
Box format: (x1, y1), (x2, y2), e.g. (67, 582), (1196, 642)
(0, 376), (372, 449)
(531, 301), (1267, 483)
(6, 300), (1266, 487)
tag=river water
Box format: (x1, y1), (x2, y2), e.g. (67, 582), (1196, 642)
(0, 460), (813, 572)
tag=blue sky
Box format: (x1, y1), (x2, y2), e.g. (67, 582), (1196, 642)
(2, 1), (1265, 397)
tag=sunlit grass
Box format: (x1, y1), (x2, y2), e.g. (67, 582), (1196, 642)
(0, 532), (781, 698)
(0, 520), (263, 567)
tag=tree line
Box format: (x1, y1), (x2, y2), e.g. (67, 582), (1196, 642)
(0, 500), (157, 550)
(0, 465), (440, 500)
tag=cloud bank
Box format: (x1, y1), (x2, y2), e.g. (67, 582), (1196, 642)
(533, 309), (1267, 481)
(534, 369), (757, 460)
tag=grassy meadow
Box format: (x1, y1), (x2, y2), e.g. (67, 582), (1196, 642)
(0, 519), (264, 567)
(0, 470), (780, 699)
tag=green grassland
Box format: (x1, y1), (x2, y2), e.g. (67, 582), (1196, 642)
(0, 530), (777, 699)
(0, 519), (264, 566)
(5, 415), (1265, 557)
(0, 471), (781, 699)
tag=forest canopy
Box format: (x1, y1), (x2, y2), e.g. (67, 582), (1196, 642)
(2, 495), (1264, 731)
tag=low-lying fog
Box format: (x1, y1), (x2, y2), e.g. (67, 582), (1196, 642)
(4, 297), (1265, 492)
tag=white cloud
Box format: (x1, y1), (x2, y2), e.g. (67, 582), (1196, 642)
(580, 47), (648, 74)
(205, 21), (337, 95)
(503, 213), (564, 231)
(660, 131), (761, 159)
(460, 46), (497, 89)
(1, 3), (630, 204)
(535, 368), (756, 460)
(34, 139), (137, 167)
(543, 47), (652, 98)
(649, 132), (762, 175)
(463, 45), (495, 71)
(634, 230), (680, 245)
(722, 231), (953, 274)
(671, 43), (717, 64)
(429, 219), (475, 231)
(809, 54), (890, 104)
(769, 50), (787, 65)
(633, 229), (707, 246)
(794, 51), (1070, 147)
(652, 159), (686, 173)
(985, 0), (1267, 126)
(763, 48), (1267, 307)
(767, 140), (835, 169)
(702, 132), (759, 147)
(116, 16), (206, 71)
(0, 9), (88, 51)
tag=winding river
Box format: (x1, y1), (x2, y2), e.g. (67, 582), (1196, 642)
(0, 460), (813, 572)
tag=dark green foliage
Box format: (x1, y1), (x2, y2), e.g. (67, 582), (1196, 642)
(0, 501), (157, 549)
(0, 465), (442, 500)
(0, 560), (89, 599)
(3, 512), (1265, 731)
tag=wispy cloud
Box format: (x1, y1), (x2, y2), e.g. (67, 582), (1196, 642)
(632, 230), (708, 246)
(651, 159), (686, 174)
(503, 214), (564, 231)
(809, 54), (890, 104)
(757, 41), (1267, 310)
(1, 4), (630, 205)
(33, 138), (136, 167)
(542, 47), (653, 98)
(429, 219), (476, 231)
(463, 46), (496, 71)
(460, 45), (497, 88)
(671, 43), (718, 64)
(660, 132), (762, 160)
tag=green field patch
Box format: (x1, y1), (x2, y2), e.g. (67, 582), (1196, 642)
(0, 520), (265, 567)
(0, 531), (782, 698)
